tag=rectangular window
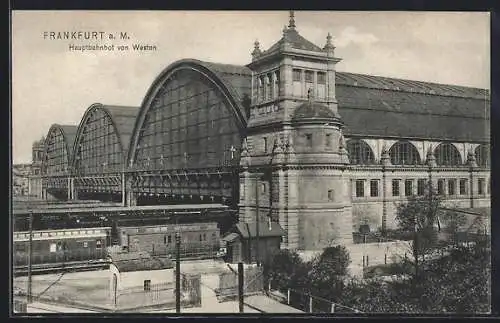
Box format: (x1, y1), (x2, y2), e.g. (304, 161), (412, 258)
(168, 235), (172, 244)
(437, 179), (445, 195)
(478, 178), (485, 195)
(459, 179), (467, 195)
(325, 133), (331, 147)
(263, 137), (268, 153)
(293, 69), (301, 81)
(417, 179), (426, 196)
(328, 189), (335, 201)
(50, 243), (57, 253)
(355, 180), (365, 197)
(405, 180), (413, 197)
(144, 280), (151, 291)
(305, 134), (313, 147)
(448, 179), (456, 196)
(392, 179), (400, 197)
(317, 72), (326, 84)
(370, 180), (379, 197)
(83, 241), (88, 248)
(96, 240), (102, 249)
(305, 70), (314, 83)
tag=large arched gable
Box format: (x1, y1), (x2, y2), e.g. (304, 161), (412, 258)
(127, 59), (252, 167)
(71, 103), (139, 174)
(41, 124), (78, 175)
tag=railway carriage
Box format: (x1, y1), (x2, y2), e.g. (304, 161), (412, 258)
(13, 227), (111, 266)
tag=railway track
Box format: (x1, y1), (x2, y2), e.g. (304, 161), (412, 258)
(13, 260), (110, 276)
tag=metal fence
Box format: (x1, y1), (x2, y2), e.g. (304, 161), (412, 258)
(149, 243), (220, 260)
(216, 266), (264, 301)
(269, 280), (362, 314)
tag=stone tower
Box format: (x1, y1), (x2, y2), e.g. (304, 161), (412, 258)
(29, 136), (45, 198)
(239, 11), (353, 250)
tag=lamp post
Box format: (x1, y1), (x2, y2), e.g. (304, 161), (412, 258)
(175, 228), (181, 313)
(27, 209), (33, 304)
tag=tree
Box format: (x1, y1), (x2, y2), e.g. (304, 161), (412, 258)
(309, 245), (351, 305)
(440, 209), (467, 246)
(263, 249), (311, 293)
(395, 182), (441, 278)
(263, 249), (314, 312)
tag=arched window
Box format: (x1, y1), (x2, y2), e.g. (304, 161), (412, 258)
(273, 71), (280, 98)
(434, 143), (462, 166)
(389, 141), (421, 165)
(266, 75), (272, 100)
(346, 139), (375, 165)
(475, 144), (490, 167)
(257, 78), (263, 102)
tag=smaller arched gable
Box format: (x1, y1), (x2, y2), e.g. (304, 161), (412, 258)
(41, 124), (78, 175)
(71, 103), (140, 174)
(346, 139), (376, 165)
(434, 143), (462, 166)
(475, 143), (490, 167)
(388, 140), (421, 165)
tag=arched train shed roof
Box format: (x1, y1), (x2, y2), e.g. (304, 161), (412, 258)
(127, 59), (252, 165)
(72, 103), (140, 166)
(43, 124), (78, 165)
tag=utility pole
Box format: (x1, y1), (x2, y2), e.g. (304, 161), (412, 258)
(121, 166), (126, 207)
(27, 210), (33, 303)
(238, 262), (244, 313)
(175, 230), (181, 313)
(255, 178), (260, 266)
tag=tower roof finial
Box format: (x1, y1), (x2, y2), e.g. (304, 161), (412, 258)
(288, 10), (296, 29)
(323, 32), (335, 51)
(251, 39), (262, 59)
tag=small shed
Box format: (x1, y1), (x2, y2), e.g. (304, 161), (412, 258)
(222, 221), (285, 264)
(108, 251), (174, 303)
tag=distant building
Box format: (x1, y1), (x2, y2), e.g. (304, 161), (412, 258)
(27, 136), (45, 198)
(12, 164), (31, 196)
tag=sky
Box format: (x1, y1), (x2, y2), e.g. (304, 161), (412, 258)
(11, 11), (490, 164)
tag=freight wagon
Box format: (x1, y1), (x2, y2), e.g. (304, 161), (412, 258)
(13, 227), (111, 266)
(117, 222), (222, 259)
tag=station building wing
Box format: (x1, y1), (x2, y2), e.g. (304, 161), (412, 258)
(335, 71), (490, 143)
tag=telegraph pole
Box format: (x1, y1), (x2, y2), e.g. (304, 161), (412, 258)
(238, 262), (244, 313)
(175, 230), (181, 313)
(27, 210), (33, 303)
(255, 178), (260, 266)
